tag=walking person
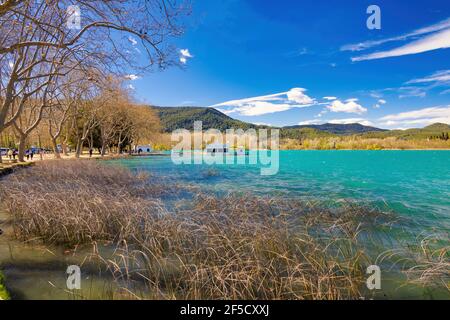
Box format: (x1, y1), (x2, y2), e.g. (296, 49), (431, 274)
(89, 148), (93, 158)
(30, 150), (34, 160)
(7, 149), (12, 160)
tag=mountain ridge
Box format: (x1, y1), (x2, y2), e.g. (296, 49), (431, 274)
(284, 123), (387, 134)
(151, 106), (449, 137)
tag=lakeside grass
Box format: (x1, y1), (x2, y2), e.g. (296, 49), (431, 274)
(281, 137), (450, 150)
(0, 160), (448, 299)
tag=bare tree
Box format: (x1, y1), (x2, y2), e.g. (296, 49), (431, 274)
(1, 0), (189, 138)
(47, 70), (90, 158)
(71, 89), (101, 158)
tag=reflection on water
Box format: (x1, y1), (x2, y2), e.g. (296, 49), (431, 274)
(0, 210), (121, 300)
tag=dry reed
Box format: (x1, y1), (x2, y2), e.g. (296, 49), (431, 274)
(0, 160), (448, 299)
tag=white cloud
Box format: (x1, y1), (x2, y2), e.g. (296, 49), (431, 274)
(298, 119), (322, 125)
(374, 99), (387, 109)
(407, 70), (450, 85)
(286, 88), (315, 104)
(224, 102), (294, 116)
(397, 70), (450, 98)
(179, 48), (193, 64)
(328, 118), (374, 126)
(252, 122), (272, 126)
(125, 74), (140, 81)
(128, 36), (138, 46)
(398, 86), (427, 99)
(211, 88), (316, 116)
(352, 28), (450, 61)
(369, 92), (383, 99)
(323, 96), (337, 101)
(378, 105), (450, 127)
(180, 49), (193, 58)
(326, 99), (367, 114)
(342, 17), (450, 52)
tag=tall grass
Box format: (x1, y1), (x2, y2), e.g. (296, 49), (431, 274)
(0, 160), (173, 245)
(0, 160), (448, 299)
(281, 137), (450, 150)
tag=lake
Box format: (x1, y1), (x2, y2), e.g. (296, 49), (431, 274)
(117, 150), (450, 230)
(1, 150), (449, 299)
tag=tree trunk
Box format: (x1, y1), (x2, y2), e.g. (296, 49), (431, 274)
(61, 137), (68, 156)
(38, 134), (43, 161)
(101, 142), (107, 156)
(89, 132), (94, 150)
(52, 138), (61, 159)
(18, 134), (26, 162)
(75, 137), (82, 158)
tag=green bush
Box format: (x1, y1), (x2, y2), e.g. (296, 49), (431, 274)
(0, 271), (10, 300)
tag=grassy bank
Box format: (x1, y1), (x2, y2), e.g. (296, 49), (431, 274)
(0, 271), (10, 300)
(0, 160), (448, 299)
(281, 137), (450, 150)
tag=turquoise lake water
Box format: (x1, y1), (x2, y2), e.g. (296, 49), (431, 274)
(1, 150), (447, 299)
(118, 150), (450, 229)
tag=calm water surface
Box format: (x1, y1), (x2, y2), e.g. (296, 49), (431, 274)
(117, 150), (450, 228)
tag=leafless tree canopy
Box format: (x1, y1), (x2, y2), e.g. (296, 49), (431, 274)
(0, 0), (189, 161)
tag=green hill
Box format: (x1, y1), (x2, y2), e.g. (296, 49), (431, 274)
(285, 123), (386, 135)
(423, 123), (450, 131)
(360, 123), (450, 140)
(152, 106), (262, 132)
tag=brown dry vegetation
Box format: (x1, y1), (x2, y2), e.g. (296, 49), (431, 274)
(281, 137), (450, 150)
(152, 134), (450, 151)
(0, 160), (448, 299)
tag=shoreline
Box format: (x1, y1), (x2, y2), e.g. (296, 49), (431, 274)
(280, 148), (450, 151)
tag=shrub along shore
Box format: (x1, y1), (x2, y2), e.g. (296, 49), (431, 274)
(0, 270), (9, 300)
(0, 160), (448, 299)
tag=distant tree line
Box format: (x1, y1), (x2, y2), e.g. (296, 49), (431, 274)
(429, 132), (449, 141)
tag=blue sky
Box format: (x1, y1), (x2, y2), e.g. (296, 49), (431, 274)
(127, 0), (450, 129)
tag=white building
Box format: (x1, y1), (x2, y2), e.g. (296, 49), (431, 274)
(205, 143), (229, 154)
(134, 145), (153, 153)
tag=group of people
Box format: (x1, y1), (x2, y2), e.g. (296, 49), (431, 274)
(6, 149), (35, 160)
